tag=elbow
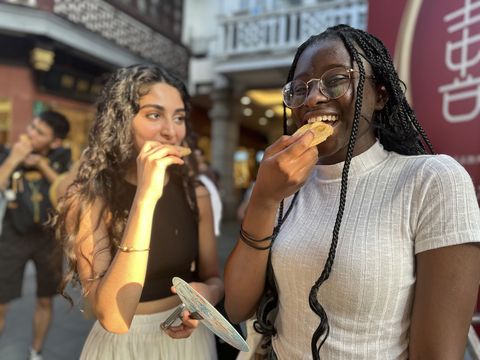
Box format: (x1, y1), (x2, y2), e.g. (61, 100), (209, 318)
(226, 309), (253, 325)
(97, 313), (131, 334)
(226, 312), (244, 325)
(224, 298), (253, 324)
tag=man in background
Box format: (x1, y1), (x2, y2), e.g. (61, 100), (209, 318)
(0, 110), (70, 360)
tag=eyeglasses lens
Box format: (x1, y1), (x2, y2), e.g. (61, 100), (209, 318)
(283, 67), (352, 108)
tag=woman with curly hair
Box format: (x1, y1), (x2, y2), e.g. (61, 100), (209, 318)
(224, 25), (480, 359)
(52, 64), (223, 359)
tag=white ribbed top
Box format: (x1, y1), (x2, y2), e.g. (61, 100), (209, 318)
(271, 141), (480, 359)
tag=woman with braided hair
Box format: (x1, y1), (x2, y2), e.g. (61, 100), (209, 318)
(224, 24), (480, 359)
(51, 64), (222, 359)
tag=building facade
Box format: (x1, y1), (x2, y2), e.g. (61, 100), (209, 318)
(0, 0), (188, 160)
(0, 0), (368, 218)
(184, 0), (368, 218)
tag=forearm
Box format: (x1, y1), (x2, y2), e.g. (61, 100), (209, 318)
(37, 160), (61, 184)
(202, 276), (224, 306)
(0, 158), (18, 190)
(224, 192), (279, 323)
(94, 197), (156, 333)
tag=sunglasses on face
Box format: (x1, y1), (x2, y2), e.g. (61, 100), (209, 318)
(283, 66), (362, 108)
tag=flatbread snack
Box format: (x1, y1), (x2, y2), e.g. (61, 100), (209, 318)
(293, 122), (334, 147)
(176, 145), (192, 157)
(19, 134), (29, 143)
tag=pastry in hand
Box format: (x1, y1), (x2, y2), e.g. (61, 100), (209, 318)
(293, 122), (334, 147)
(175, 145), (192, 157)
(19, 134), (30, 143)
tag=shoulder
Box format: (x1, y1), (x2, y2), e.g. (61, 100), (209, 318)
(195, 183), (210, 199)
(389, 153), (471, 183)
(64, 189), (107, 228)
(197, 174), (217, 192)
(49, 147), (72, 171)
(418, 154), (472, 186)
(412, 155), (480, 253)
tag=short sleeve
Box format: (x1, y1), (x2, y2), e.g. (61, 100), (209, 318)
(0, 147), (9, 166)
(49, 147), (72, 173)
(414, 155), (480, 254)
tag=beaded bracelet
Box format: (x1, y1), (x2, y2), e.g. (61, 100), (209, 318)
(239, 231), (272, 250)
(116, 244), (150, 253)
(238, 224), (278, 250)
(240, 226), (273, 243)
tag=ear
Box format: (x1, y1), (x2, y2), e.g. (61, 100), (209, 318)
(49, 138), (62, 150)
(374, 85), (389, 111)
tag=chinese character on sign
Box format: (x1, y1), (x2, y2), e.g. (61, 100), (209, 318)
(438, 0), (480, 123)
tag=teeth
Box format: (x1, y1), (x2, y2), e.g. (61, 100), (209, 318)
(307, 115), (338, 124)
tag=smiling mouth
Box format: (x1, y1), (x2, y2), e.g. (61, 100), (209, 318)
(307, 114), (338, 126)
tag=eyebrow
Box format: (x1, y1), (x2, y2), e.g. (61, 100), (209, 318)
(294, 64), (352, 79)
(139, 104), (185, 113)
(30, 122), (46, 136)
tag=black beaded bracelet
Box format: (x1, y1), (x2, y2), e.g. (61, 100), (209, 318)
(239, 230), (272, 250)
(238, 224), (278, 250)
(239, 225), (273, 243)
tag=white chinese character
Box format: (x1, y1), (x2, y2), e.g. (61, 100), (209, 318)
(439, 0), (480, 122)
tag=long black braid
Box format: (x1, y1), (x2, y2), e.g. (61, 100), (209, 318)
(255, 24), (434, 360)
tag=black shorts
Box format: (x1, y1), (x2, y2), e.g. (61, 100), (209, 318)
(0, 220), (62, 303)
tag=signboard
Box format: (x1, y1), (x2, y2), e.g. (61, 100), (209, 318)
(368, 0), (480, 202)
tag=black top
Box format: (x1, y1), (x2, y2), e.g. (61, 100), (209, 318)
(0, 147), (71, 234)
(116, 174), (199, 302)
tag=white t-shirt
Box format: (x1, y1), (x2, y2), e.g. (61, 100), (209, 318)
(271, 141), (480, 359)
(198, 174), (222, 236)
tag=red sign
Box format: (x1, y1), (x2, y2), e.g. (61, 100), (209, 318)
(368, 0), (480, 202)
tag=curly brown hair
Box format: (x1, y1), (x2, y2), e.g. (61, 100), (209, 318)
(50, 64), (199, 304)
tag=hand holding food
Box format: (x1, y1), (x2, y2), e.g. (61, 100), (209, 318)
(10, 134), (33, 164)
(251, 129), (320, 206)
(19, 134), (30, 144)
(175, 145), (192, 157)
(293, 121), (334, 147)
(136, 142), (185, 201)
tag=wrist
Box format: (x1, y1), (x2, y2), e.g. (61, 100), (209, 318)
(204, 278), (224, 305)
(133, 191), (159, 208)
(36, 158), (49, 171)
(5, 156), (21, 170)
(249, 189), (280, 213)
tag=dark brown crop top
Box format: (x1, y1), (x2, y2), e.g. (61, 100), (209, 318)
(117, 174), (199, 302)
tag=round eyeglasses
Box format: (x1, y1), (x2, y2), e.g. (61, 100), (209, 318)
(282, 67), (358, 108)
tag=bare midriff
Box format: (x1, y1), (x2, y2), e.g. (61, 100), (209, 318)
(136, 294), (181, 314)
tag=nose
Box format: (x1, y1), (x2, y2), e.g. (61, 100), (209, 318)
(304, 80), (328, 107)
(26, 125), (35, 138)
(160, 119), (175, 140)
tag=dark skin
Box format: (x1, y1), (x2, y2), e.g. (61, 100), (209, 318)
(225, 37), (480, 359)
(225, 38), (388, 320)
(291, 38), (387, 165)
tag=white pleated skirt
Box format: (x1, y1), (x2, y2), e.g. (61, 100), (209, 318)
(80, 309), (217, 360)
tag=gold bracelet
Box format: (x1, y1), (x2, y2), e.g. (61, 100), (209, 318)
(116, 244), (150, 253)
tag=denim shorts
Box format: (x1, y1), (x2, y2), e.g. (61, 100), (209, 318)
(0, 220), (62, 303)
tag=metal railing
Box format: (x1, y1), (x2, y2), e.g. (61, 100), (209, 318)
(214, 0), (367, 57)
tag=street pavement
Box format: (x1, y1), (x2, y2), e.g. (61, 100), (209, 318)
(0, 220), (241, 360)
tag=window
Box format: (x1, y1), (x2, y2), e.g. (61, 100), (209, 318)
(0, 99), (12, 146)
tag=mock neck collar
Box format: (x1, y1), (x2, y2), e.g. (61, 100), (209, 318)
(314, 140), (389, 182)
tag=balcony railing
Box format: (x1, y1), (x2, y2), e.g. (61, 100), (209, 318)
(52, 0), (189, 77)
(215, 0), (367, 57)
